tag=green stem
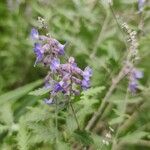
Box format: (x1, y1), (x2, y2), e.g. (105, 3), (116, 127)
(90, 9), (110, 58)
(55, 98), (58, 143)
(109, 3), (128, 49)
(69, 101), (81, 130)
(111, 88), (129, 150)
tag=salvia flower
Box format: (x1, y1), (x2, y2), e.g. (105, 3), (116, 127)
(129, 80), (138, 94)
(82, 66), (92, 80)
(128, 68), (143, 94)
(82, 79), (90, 90)
(31, 28), (39, 40)
(30, 28), (66, 67)
(33, 43), (43, 66)
(50, 58), (60, 72)
(31, 28), (92, 105)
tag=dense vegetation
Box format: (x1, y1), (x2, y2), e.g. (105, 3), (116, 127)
(0, 0), (150, 150)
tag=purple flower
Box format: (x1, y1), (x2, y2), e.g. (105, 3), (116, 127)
(129, 69), (143, 94)
(44, 98), (54, 105)
(33, 43), (43, 66)
(129, 80), (138, 94)
(72, 76), (82, 84)
(72, 66), (82, 75)
(58, 43), (65, 55)
(81, 79), (90, 90)
(133, 69), (143, 79)
(44, 82), (51, 89)
(50, 39), (65, 55)
(50, 58), (60, 72)
(138, 0), (145, 12)
(31, 28), (39, 40)
(53, 81), (64, 92)
(82, 66), (92, 80)
(31, 27), (93, 100)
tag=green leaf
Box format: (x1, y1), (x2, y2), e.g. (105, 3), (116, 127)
(0, 125), (8, 134)
(29, 87), (50, 96)
(17, 121), (30, 150)
(66, 116), (77, 132)
(0, 80), (42, 105)
(120, 131), (149, 143)
(81, 86), (105, 98)
(73, 130), (94, 146)
(0, 103), (14, 125)
(76, 86), (105, 127)
(109, 116), (124, 125)
(56, 141), (70, 150)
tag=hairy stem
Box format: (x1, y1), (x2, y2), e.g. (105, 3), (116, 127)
(69, 102), (81, 130)
(111, 88), (129, 150)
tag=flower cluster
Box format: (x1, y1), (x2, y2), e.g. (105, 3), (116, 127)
(122, 23), (143, 94)
(31, 28), (65, 67)
(122, 23), (139, 62)
(31, 28), (92, 104)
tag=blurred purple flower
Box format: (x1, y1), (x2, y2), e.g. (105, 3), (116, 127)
(31, 28), (39, 40)
(50, 39), (65, 55)
(58, 43), (65, 55)
(50, 58), (60, 72)
(81, 79), (90, 90)
(54, 81), (64, 92)
(133, 69), (143, 79)
(44, 82), (51, 89)
(44, 98), (54, 105)
(129, 68), (143, 94)
(82, 66), (92, 80)
(129, 80), (138, 94)
(33, 43), (43, 66)
(138, 0), (145, 12)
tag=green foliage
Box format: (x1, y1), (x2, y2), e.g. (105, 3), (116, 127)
(0, 80), (42, 105)
(17, 120), (30, 150)
(76, 86), (105, 127)
(73, 130), (94, 146)
(120, 131), (149, 143)
(29, 87), (50, 96)
(0, 0), (150, 149)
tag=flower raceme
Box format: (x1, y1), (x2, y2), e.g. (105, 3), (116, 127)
(31, 28), (92, 104)
(31, 28), (65, 67)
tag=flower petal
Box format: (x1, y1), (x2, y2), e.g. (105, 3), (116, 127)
(31, 28), (39, 40)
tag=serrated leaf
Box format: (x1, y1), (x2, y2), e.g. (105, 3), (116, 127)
(0, 80), (42, 105)
(29, 87), (50, 96)
(81, 86), (105, 98)
(73, 130), (94, 146)
(17, 122), (30, 150)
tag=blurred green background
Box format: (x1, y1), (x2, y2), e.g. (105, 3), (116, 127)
(0, 0), (150, 150)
